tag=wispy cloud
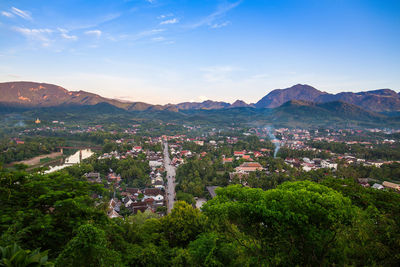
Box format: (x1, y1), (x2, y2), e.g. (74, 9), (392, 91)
(69, 13), (120, 31)
(11, 7), (32, 20)
(13, 27), (53, 46)
(58, 28), (78, 41)
(137, 28), (165, 38)
(152, 36), (166, 42)
(211, 21), (230, 29)
(160, 18), (179, 25)
(158, 13), (173, 19)
(188, 1), (241, 29)
(85, 30), (102, 38)
(1, 11), (14, 18)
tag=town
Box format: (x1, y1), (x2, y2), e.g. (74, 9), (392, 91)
(3, 118), (400, 220)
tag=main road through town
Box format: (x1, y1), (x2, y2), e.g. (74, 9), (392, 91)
(163, 141), (176, 213)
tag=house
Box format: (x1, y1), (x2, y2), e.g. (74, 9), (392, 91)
(132, 146), (142, 152)
(181, 150), (192, 157)
(108, 209), (122, 218)
(126, 188), (141, 195)
(108, 199), (122, 218)
(130, 202), (149, 214)
(254, 152), (262, 158)
(234, 151), (245, 157)
(143, 188), (162, 196)
(154, 180), (165, 189)
(372, 183), (384, 190)
(321, 160), (338, 170)
(222, 157), (233, 164)
(152, 194), (164, 202)
(235, 162), (264, 172)
(194, 140), (204, 146)
(149, 160), (163, 168)
(302, 163), (315, 172)
(85, 172), (101, 183)
(107, 173), (121, 183)
(242, 155), (253, 161)
(357, 178), (370, 188)
(382, 181), (400, 191)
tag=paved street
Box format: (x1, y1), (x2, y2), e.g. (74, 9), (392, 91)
(163, 141), (176, 213)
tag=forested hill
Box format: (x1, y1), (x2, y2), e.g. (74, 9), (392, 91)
(2, 101), (398, 128)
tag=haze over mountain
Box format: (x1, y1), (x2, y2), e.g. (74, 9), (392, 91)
(1, 81), (399, 114)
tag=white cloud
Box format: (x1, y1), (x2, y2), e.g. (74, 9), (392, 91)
(58, 28), (77, 40)
(13, 27), (52, 43)
(11, 7), (32, 20)
(158, 13), (173, 19)
(146, 0), (155, 3)
(152, 36), (165, 42)
(160, 18), (178, 25)
(188, 1), (241, 29)
(85, 30), (102, 38)
(137, 28), (165, 38)
(1, 11), (14, 18)
(60, 33), (77, 40)
(211, 21), (230, 29)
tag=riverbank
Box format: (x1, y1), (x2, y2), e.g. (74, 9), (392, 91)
(11, 151), (63, 166)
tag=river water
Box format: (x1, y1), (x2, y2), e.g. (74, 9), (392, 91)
(45, 149), (94, 173)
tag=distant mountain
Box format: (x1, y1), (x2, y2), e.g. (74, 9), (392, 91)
(1, 81), (399, 114)
(0, 81), (173, 111)
(176, 100), (231, 110)
(256, 84), (400, 113)
(255, 84), (328, 108)
(230, 100), (254, 108)
(315, 89), (400, 112)
(0, 81), (130, 108)
(0, 81), (245, 111)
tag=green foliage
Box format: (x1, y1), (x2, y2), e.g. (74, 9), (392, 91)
(176, 192), (196, 205)
(55, 224), (121, 267)
(1, 164), (400, 266)
(162, 201), (205, 247)
(0, 169), (106, 257)
(0, 243), (53, 267)
(203, 182), (355, 265)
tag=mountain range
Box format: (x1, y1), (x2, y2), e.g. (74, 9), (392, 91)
(1, 81), (399, 114)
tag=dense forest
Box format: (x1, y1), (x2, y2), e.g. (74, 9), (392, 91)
(1, 166), (400, 266)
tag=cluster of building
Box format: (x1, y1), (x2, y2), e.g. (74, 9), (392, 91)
(358, 178), (400, 192)
(108, 188), (165, 218)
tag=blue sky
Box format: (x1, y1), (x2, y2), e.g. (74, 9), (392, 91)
(0, 0), (399, 104)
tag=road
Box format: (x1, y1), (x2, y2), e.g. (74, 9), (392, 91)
(163, 141), (176, 213)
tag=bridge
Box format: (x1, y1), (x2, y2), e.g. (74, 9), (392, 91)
(57, 146), (103, 150)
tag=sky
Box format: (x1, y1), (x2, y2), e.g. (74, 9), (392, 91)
(0, 0), (399, 104)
